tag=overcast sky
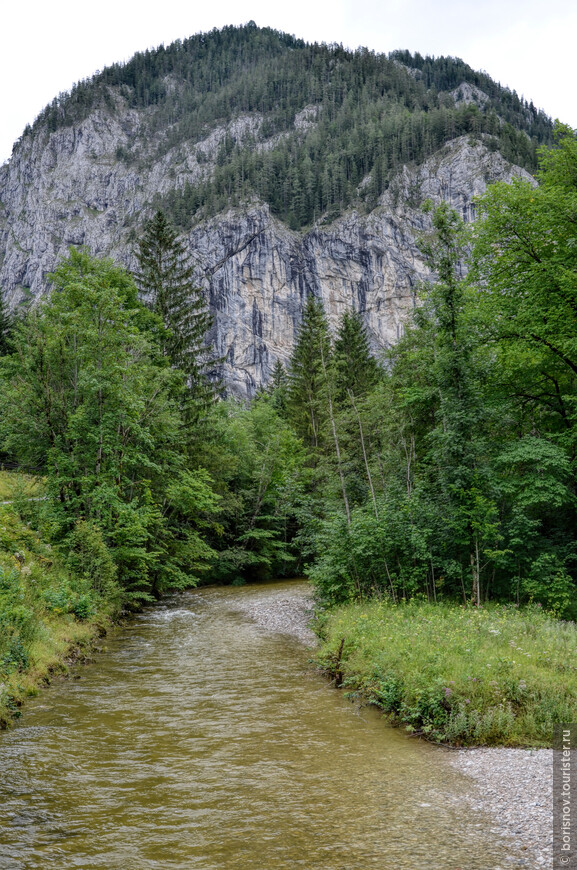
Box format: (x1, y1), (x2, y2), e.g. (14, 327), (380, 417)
(2, 0), (576, 164)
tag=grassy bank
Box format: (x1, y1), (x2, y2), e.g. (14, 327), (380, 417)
(0, 488), (120, 728)
(315, 599), (577, 746)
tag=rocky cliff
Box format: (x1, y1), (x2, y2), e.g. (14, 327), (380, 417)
(0, 109), (531, 396)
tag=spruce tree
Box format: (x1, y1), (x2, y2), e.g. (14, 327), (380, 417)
(333, 310), (379, 402)
(0, 291), (13, 356)
(267, 359), (289, 416)
(333, 310), (380, 517)
(287, 295), (331, 449)
(134, 210), (215, 409)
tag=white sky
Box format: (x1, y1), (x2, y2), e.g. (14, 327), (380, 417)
(2, 0), (576, 165)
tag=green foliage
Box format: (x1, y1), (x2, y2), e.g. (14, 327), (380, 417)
(287, 296), (331, 448)
(333, 310), (379, 402)
(0, 249), (218, 603)
(158, 468), (221, 592)
(41, 580), (96, 620)
(265, 359), (289, 415)
(0, 292), (14, 357)
(305, 128), (577, 615)
(64, 521), (119, 599)
(188, 397), (306, 583)
(0, 495), (126, 726)
(134, 210), (217, 414)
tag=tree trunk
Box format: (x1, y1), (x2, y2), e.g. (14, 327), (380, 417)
(347, 388), (378, 519)
(320, 344), (351, 526)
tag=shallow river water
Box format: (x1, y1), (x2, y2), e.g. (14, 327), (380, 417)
(0, 581), (515, 869)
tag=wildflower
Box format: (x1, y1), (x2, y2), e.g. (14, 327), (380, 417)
(444, 687), (452, 697)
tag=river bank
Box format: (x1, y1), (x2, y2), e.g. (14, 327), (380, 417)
(446, 746), (552, 867)
(1, 576), (555, 866)
(233, 581), (553, 868)
(0, 497), (120, 729)
(0, 607), (115, 729)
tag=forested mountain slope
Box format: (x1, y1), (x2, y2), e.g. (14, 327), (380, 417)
(0, 24), (551, 394)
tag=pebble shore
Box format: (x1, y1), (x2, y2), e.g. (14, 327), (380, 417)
(228, 584), (317, 645)
(446, 747), (552, 867)
(232, 583), (553, 868)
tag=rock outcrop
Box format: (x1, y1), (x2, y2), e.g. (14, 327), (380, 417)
(0, 113), (531, 396)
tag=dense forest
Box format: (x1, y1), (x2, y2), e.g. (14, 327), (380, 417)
(21, 24), (554, 230)
(1, 125), (576, 638)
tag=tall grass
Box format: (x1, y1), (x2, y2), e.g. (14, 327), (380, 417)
(315, 599), (577, 746)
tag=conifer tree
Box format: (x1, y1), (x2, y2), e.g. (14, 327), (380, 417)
(134, 211), (215, 409)
(0, 291), (13, 356)
(287, 296), (351, 520)
(267, 358), (289, 415)
(287, 295), (331, 449)
(333, 310), (379, 402)
(333, 310), (380, 517)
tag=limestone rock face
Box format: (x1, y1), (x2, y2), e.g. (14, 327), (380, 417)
(0, 118), (531, 396)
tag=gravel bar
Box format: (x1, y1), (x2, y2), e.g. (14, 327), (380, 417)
(228, 584), (316, 645)
(447, 747), (552, 867)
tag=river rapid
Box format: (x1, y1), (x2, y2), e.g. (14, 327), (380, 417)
(0, 581), (518, 869)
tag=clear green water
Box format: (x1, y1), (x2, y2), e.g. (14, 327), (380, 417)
(0, 581), (516, 869)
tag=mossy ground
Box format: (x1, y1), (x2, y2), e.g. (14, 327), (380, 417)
(315, 598), (577, 746)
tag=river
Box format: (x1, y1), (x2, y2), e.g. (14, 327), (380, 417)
(0, 581), (515, 869)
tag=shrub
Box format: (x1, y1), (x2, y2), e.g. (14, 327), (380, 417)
(64, 521), (119, 597)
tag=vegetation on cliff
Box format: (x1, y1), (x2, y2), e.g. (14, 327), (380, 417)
(23, 24), (553, 230)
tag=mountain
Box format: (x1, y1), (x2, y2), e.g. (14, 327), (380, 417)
(0, 24), (551, 395)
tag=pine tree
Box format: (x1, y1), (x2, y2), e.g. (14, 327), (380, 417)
(134, 210), (215, 408)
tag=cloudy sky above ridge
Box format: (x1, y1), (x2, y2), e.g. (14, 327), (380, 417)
(2, 0), (575, 164)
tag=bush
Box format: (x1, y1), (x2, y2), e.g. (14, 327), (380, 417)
(1, 636), (29, 673)
(522, 553), (575, 617)
(64, 521), (119, 597)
